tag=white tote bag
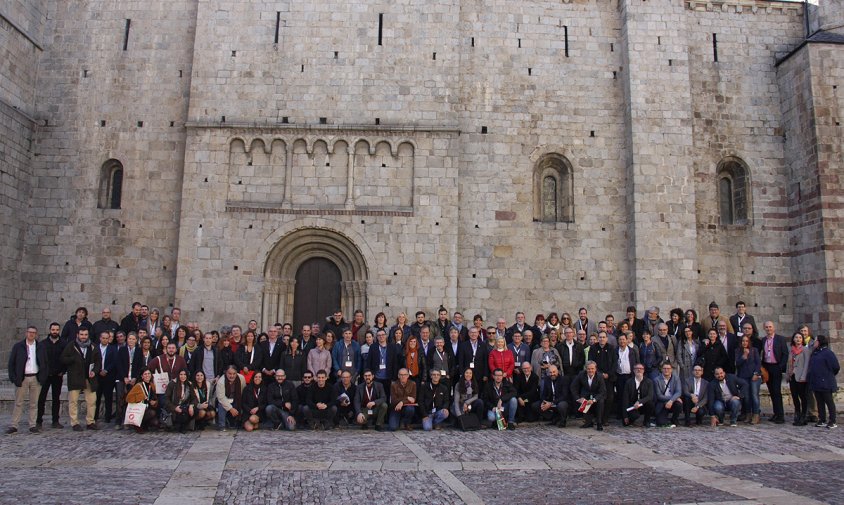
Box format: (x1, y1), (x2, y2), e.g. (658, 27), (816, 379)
(124, 402), (147, 427)
(153, 364), (170, 393)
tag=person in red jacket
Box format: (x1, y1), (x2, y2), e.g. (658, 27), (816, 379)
(489, 336), (515, 380)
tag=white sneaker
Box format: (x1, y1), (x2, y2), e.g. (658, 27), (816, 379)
(828, 423), (838, 429)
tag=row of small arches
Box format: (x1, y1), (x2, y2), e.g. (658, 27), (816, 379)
(229, 137), (416, 157)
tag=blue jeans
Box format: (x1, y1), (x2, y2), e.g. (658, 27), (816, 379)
(744, 378), (761, 415)
(712, 398), (741, 423)
(216, 404), (239, 428)
(487, 397), (518, 424)
(388, 406), (416, 431)
(422, 409), (449, 431)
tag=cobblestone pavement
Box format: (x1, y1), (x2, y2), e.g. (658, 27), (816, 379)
(0, 413), (842, 505)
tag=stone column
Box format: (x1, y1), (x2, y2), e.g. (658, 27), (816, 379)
(620, 0), (698, 309)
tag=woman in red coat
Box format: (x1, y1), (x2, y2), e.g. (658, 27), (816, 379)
(488, 336), (515, 379)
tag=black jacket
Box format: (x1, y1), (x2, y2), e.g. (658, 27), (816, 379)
(7, 339), (49, 386)
(556, 341), (585, 376)
(332, 382), (357, 409)
(61, 317), (93, 342)
(261, 339), (286, 372)
(61, 341), (102, 391)
(266, 380), (298, 412)
(306, 384), (336, 409)
(482, 380), (516, 410)
(458, 340), (489, 379)
(587, 344), (617, 383)
(621, 376), (655, 409)
(241, 383), (267, 415)
(280, 351), (307, 382)
(353, 381), (387, 414)
(541, 374), (572, 405)
(366, 343), (401, 380)
(570, 371), (607, 402)
(514, 372), (540, 404)
(42, 336), (68, 376)
(119, 312), (142, 336)
(426, 346), (457, 382)
(420, 380), (451, 414)
(234, 345), (265, 373)
(190, 346), (221, 379)
(116, 345), (145, 381)
(700, 340), (730, 381)
(92, 318), (120, 341)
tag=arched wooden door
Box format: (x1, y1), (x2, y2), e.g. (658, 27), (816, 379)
(293, 257), (341, 334)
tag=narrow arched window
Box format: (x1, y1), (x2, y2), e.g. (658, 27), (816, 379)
(98, 159), (124, 209)
(716, 157), (750, 226)
(542, 176), (558, 222)
(533, 154), (574, 223)
(718, 176), (734, 225)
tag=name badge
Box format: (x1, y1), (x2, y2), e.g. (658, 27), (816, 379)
(469, 362), (475, 368)
(736, 332), (744, 337)
(441, 369), (447, 376)
(367, 409), (373, 415)
(345, 360), (353, 368)
(514, 361), (521, 367)
(379, 364), (386, 370)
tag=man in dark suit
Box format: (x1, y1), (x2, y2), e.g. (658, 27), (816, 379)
(114, 332), (145, 428)
(621, 364), (654, 427)
(533, 364), (571, 427)
(191, 332), (221, 380)
(261, 326), (286, 379)
(458, 327), (489, 382)
(716, 320), (739, 374)
(514, 362), (540, 422)
(94, 330), (118, 423)
(760, 321), (789, 424)
(37, 322), (67, 429)
(7, 326), (49, 434)
(570, 361), (607, 430)
(614, 333), (640, 417)
(681, 364), (709, 426)
(557, 327), (585, 377)
(367, 330), (400, 395)
(505, 312), (539, 345)
(587, 332), (616, 424)
(729, 301), (758, 340)
(708, 367), (743, 426)
(427, 336), (456, 387)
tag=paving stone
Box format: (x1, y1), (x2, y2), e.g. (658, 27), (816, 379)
(0, 467), (171, 505)
(452, 468), (744, 505)
(213, 470), (462, 505)
(708, 460), (844, 505)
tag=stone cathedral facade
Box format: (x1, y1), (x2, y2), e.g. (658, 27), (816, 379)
(2, 0), (843, 355)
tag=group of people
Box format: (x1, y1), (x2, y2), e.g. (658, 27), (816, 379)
(6, 301), (840, 435)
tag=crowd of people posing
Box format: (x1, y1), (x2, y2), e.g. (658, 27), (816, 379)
(6, 301), (840, 435)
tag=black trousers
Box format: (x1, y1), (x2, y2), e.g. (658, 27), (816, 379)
(763, 363), (784, 418)
(95, 378), (115, 422)
(789, 379), (808, 420)
(683, 395), (708, 423)
(615, 374), (631, 417)
(814, 391), (837, 424)
(624, 401), (654, 425)
(37, 374), (63, 424)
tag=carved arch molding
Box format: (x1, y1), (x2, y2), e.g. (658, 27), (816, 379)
(262, 227), (368, 330)
(228, 134), (415, 211)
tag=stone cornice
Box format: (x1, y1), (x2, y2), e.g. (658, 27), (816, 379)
(185, 121), (461, 135)
(685, 0), (803, 14)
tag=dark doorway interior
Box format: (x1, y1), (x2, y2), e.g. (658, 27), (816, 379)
(293, 257), (341, 335)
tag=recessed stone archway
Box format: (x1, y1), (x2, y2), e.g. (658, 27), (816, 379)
(262, 227), (368, 330)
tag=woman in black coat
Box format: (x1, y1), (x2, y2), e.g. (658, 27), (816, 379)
(234, 331), (265, 383)
(280, 337), (307, 385)
(241, 372), (266, 432)
(700, 328), (729, 381)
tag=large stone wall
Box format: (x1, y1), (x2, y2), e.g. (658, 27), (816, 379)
(2, 0), (843, 358)
(15, 1), (197, 341)
(0, 2), (45, 354)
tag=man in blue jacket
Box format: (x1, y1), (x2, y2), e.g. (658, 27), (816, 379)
(332, 329), (361, 382)
(653, 363), (683, 427)
(7, 326), (49, 434)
